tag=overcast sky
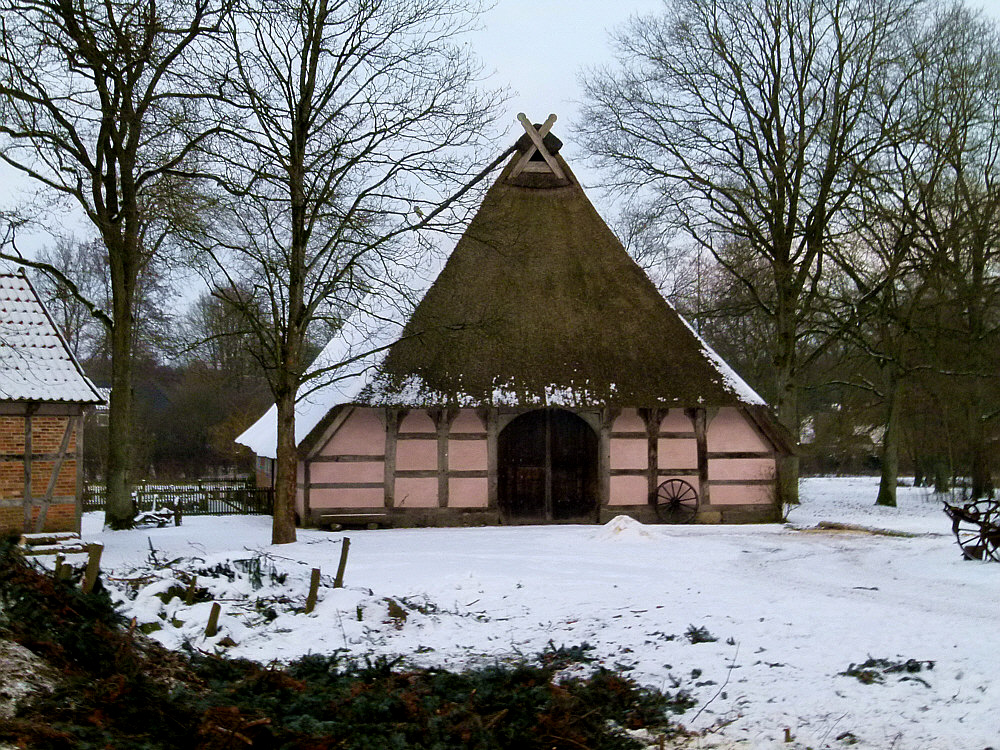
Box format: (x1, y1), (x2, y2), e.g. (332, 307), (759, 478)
(4, 0), (1000, 256)
(473, 0), (1000, 186)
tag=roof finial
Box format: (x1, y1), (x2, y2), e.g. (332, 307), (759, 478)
(511, 113), (566, 180)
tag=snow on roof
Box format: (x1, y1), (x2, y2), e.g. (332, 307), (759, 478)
(237, 304), (768, 459)
(0, 270), (104, 404)
(676, 313), (766, 406)
(235, 297), (405, 459)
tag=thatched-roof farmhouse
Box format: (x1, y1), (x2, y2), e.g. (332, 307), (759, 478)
(238, 117), (795, 528)
(0, 270), (103, 534)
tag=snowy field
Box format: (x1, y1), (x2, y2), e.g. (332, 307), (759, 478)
(79, 477), (999, 749)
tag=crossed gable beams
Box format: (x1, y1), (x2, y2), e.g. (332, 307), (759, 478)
(510, 113), (566, 180)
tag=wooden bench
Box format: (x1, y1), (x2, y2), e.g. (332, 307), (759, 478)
(18, 532), (88, 556)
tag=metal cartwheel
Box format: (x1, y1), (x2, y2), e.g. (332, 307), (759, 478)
(943, 498), (1000, 561)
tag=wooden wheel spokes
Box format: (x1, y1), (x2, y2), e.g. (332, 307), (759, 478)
(944, 500), (1000, 562)
(655, 479), (699, 524)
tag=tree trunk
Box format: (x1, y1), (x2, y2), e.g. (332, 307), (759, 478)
(970, 380), (991, 500)
(272, 391), (298, 544)
(104, 299), (135, 529)
(774, 305), (800, 505)
(876, 366), (900, 507)
(971, 443), (991, 500)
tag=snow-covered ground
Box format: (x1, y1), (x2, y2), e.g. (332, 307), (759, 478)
(79, 477), (999, 749)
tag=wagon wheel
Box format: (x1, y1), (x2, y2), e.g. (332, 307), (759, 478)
(983, 524), (1000, 562)
(655, 479), (699, 524)
(948, 500), (1000, 561)
(972, 500), (1000, 562)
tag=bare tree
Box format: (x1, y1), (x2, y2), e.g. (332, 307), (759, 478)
(819, 233), (930, 506)
(32, 237), (106, 358)
(0, 0), (233, 527)
(578, 0), (924, 501)
(33, 234), (176, 364)
(197, 0), (504, 543)
(180, 290), (261, 378)
(902, 4), (1000, 499)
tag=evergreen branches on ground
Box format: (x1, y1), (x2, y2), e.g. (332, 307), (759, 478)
(0, 540), (693, 749)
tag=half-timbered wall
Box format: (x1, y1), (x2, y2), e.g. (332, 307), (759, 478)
(300, 404), (780, 525)
(706, 407), (776, 507)
(0, 404), (85, 534)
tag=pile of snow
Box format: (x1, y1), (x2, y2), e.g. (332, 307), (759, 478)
(80, 477), (1000, 749)
(594, 514), (660, 543)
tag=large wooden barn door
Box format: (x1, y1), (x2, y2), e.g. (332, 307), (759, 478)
(498, 409), (598, 522)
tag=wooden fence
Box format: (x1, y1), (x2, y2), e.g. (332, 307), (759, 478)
(82, 482), (274, 516)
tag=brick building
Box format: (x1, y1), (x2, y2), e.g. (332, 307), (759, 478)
(0, 270), (103, 534)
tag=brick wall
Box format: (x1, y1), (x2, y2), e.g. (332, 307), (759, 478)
(0, 502), (77, 533)
(0, 413), (80, 534)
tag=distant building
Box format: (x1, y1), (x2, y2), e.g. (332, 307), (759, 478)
(0, 270), (103, 534)
(239, 119), (795, 528)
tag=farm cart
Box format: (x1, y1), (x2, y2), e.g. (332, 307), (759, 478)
(943, 499), (1000, 561)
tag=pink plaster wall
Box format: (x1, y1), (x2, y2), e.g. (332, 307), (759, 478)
(400, 411), (436, 432)
(449, 439), (487, 470)
(609, 475), (647, 505)
(658, 438), (696, 469)
(396, 439), (438, 470)
(310, 461), (383, 484)
(450, 410), (483, 433)
(323, 408), (385, 455)
(709, 484), (774, 505)
(708, 458), (775, 481)
(448, 477), (488, 507)
(706, 408), (769, 452)
(394, 477), (438, 507)
(309, 487), (384, 508)
(611, 439), (647, 470)
(660, 409), (693, 433)
(613, 409), (645, 433)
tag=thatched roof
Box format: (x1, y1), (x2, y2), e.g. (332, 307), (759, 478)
(359, 139), (764, 409)
(236, 131), (777, 458)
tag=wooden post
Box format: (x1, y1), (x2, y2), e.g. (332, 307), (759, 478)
(22, 404), (35, 533)
(305, 567), (321, 613)
(185, 576), (198, 605)
(82, 543), (103, 593)
(642, 409), (661, 503)
(174, 498), (183, 526)
(598, 408), (618, 517)
(543, 409), (553, 520)
(384, 408), (400, 509)
(687, 407), (711, 507)
(484, 408), (498, 511)
(435, 410), (455, 508)
(74, 412), (84, 535)
(205, 602), (221, 637)
(334, 538), (350, 588)
(54, 553), (65, 580)
(303, 460), (311, 527)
